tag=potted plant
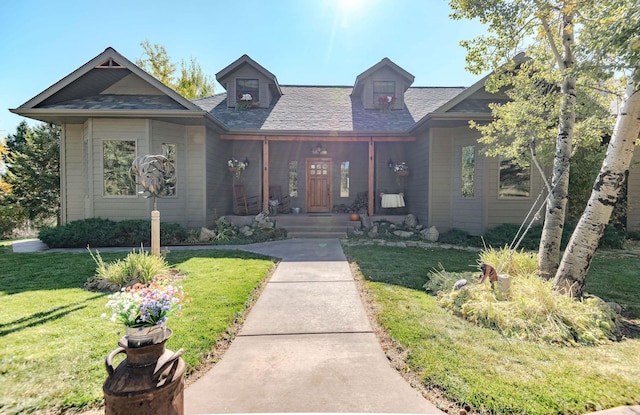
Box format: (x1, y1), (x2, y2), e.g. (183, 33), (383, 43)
(105, 278), (187, 347)
(377, 95), (397, 112)
(228, 158), (248, 178)
(236, 93), (258, 110)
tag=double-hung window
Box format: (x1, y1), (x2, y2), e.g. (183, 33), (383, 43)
(103, 140), (136, 196)
(373, 81), (395, 107)
(498, 157), (531, 198)
(236, 79), (259, 103)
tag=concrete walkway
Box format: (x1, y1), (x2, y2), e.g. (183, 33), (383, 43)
(183, 239), (443, 414)
(12, 239), (639, 415)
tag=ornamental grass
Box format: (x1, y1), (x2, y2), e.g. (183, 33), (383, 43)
(89, 247), (171, 287)
(433, 248), (620, 346)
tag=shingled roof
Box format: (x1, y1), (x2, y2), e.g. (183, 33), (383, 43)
(194, 85), (465, 133)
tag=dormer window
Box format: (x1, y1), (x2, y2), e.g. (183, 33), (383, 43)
(373, 81), (396, 107)
(237, 79), (259, 103)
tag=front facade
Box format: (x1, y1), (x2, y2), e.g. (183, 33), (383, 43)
(12, 47), (640, 235)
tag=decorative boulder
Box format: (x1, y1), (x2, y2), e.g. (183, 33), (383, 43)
(404, 214), (418, 228)
(393, 230), (414, 238)
(239, 226), (253, 237)
(360, 213), (373, 229)
(254, 211), (269, 223)
(423, 226), (439, 242)
(199, 227), (215, 242)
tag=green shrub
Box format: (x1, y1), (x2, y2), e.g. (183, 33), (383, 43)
(88, 248), (171, 287)
(627, 230), (640, 241)
(481, 222), (625, 251)
(39, 218), (119, 248)
(39, 218), (192, 248)
(599, 225), (626, 249)
(438, 228), (471, 245)
(436, 248), (620, 346)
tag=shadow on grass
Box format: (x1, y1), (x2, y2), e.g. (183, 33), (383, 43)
(1, 245), (276, 296)
(343, 244), (479, 291)
(0, 294), (104, 336)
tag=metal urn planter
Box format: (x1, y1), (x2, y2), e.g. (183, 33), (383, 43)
(104, 329), (185, 415)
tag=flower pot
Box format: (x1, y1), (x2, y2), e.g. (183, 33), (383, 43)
(396, 170), (409, 177)
(350, 213), (360, 221)
(126, 323), (167, 348)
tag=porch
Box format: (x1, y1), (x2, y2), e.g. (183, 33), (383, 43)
(222, 134), (418, 219)
(227, 213), (407, 239)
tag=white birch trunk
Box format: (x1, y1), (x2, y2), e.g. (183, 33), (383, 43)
(538, 11), (575, 279)
(554, 86), (640, 297)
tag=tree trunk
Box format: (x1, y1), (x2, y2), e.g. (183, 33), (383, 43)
(538, 10), (576, 280)
(554, 86), (640, 297)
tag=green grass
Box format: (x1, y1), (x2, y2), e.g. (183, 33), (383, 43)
(343, 244), (640, 415)
(0, 245), (274, 414)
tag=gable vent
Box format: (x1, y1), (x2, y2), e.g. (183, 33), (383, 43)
(96, 58), (124, 68)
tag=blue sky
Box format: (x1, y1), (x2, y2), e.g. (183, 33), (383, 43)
(0, 0), (487, 139)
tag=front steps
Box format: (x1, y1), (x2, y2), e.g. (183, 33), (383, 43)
(273, 213), (358, 239)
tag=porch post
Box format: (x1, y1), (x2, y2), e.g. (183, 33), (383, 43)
(263, 137), (269, 211)
(368, 137), (374, 216)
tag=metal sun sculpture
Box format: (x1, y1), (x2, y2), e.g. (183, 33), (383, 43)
(130, 155), (176, 209)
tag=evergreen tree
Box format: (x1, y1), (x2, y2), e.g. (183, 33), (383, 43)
(2, 122), (60, 225)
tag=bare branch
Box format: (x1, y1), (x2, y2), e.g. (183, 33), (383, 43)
(540, 16), (564, 70)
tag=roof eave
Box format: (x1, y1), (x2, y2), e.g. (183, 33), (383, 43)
(409, 112), (494, 134)
(17, 47), (201, 113)
(10, 108), (228, 131)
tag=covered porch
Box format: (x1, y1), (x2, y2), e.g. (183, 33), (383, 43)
(221, 134), (418, 218)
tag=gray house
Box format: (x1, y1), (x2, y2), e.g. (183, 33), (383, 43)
(11, 47), (640, 235)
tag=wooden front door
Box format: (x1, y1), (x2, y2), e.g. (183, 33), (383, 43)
(306, 158), (332, 212)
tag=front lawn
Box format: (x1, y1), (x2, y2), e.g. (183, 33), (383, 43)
(343, 244), (640, 415)
(0, 244), (275, 414)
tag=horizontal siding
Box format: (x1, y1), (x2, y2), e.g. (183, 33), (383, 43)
(91, 118), (150, 220)
(485, 155), (546, 230)
(63, 124), (85, 223)
(150, 121), (190, 226)
(405, 132), (428, 225)
(429, 129), (454, 231)
(102, 73), (162, 95)
(185, 125), (206, 227)
(206, 126), (232, 224)
(627, 150), (640, 231)
(452, 132), (484, 235)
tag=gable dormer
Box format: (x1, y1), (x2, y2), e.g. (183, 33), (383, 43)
(352, 58), (415, 110)
(215, 54), (283, 109)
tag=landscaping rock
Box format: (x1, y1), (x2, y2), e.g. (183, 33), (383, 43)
(199, 227), (215, 242)
(404, 214), (418, 227)
(239, 226), (253, 237)
(360, 214), (373, 229)
(394, 230), (414, 238)
(423, 226), (439, 242)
